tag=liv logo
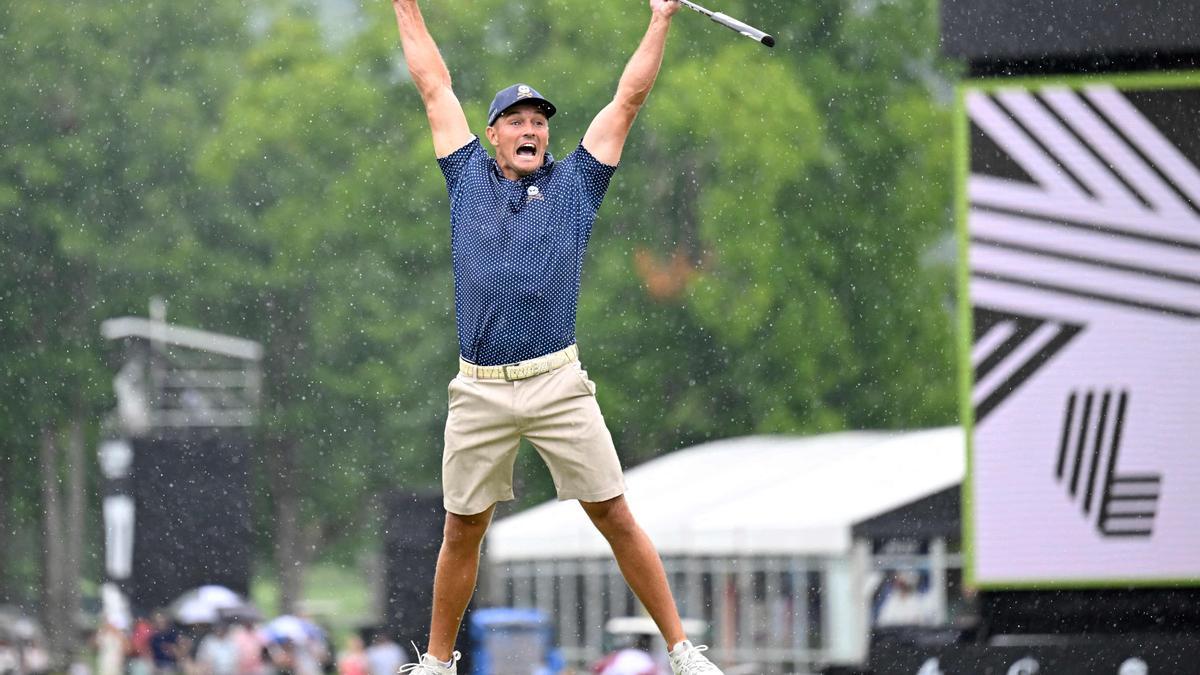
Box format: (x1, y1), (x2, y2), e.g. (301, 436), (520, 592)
(1055, 389), (1162, 538)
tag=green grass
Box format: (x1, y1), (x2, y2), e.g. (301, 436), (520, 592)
(250, 561), (375, 645)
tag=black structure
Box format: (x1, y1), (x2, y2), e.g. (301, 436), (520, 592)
(130, 431), (253, 610)
(383, 491), (473, 673)
(852, 486), (960, 543)
(981, 588), (1200, 635)
(101, 302), (261, 617)
(941, 0), (1200, 76)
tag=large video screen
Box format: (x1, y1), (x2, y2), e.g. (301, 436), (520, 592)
(960, 73), (1200, 587)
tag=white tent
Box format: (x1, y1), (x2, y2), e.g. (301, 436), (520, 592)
(487, 427), (965, 561)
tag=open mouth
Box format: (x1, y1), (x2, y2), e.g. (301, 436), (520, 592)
(516, 143), (537, 157)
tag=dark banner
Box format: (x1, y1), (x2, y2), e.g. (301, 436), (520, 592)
(131, 431), (252, 611)
(870, 633), (1200, 675)
(981, 588), (1200, 635)
(941, 0), (1200, 64)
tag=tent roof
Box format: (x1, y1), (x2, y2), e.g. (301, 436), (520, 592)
(486, 427), (965, 561)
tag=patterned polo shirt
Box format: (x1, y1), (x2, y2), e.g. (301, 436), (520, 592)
(437, 137), (618, 366)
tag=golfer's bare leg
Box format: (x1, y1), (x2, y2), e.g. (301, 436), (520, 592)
(427, 505), (495, 661)
(581, 495), (687, 647)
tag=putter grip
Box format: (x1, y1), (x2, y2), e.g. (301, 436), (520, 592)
(710, 12), (775, 47)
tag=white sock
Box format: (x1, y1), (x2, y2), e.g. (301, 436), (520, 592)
(671, 640), (692, 654)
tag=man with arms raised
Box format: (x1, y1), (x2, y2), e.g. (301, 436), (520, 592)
(390, 1), (723, 674)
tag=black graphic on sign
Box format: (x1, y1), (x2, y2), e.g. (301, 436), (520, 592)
(1054, 389), (1161, 538)
(968, 86), (1200, 424)
(971, 307), (1082, 423)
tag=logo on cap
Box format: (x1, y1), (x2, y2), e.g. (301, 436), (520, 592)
(517, 85), (533, 99)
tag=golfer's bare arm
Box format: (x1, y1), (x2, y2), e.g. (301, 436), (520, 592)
(582, 0), (680, 166)
(391, 0), (473, 157)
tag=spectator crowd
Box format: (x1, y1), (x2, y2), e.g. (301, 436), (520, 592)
(0, 601), (409, 675)
(94, 612), (410, 675)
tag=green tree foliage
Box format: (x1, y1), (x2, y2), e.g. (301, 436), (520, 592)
(0, 0), (248, 626)
(193, 14), (457, 559)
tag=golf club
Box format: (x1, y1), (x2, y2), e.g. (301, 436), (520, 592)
(677, 0), (775, 48)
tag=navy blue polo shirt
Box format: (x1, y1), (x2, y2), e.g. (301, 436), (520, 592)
(437, 137), (617, 366)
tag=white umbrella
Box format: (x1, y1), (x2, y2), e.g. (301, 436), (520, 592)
(175, 596), (220, 625)
(194, 585), (242, 610)
(260, 615), (323, 645)
(172, 585), (244, 625)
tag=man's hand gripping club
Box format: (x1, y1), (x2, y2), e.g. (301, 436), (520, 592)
(582, 0), (681, 166)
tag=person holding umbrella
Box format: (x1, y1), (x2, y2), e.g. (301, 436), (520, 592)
(388, 1), (724, 674)
(148, 612), (182, 675)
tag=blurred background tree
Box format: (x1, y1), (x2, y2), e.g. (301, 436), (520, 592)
(0, 0), (958, 626)
(0, 0), (249, 651)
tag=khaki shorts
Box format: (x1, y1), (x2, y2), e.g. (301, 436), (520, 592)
(442, 360), (626, 515)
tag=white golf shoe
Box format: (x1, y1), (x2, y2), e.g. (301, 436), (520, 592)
(669, 641), (724, 675)
(398, 651), (460, 675)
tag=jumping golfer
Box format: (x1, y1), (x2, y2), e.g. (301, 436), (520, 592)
(390, 1), (723, 674)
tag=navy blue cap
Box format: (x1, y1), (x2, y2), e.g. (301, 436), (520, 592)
(487, 83), (556, 127)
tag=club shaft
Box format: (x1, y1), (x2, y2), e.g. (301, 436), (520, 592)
(676, 0), (775, 47)
(677, 0), (715, 18)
